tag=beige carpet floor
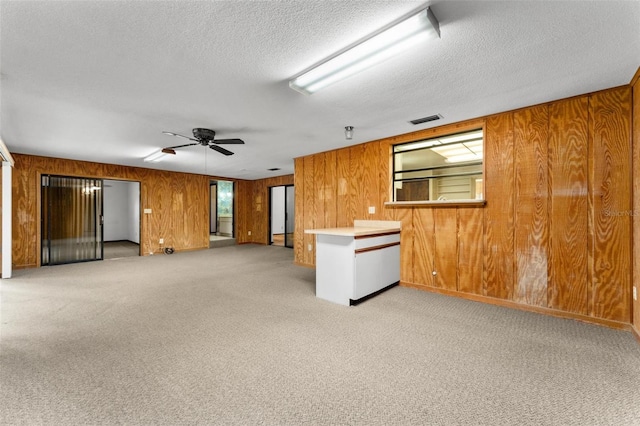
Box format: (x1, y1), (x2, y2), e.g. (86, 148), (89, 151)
(103, 241), (140, 260)
(1, 244), (639, 425)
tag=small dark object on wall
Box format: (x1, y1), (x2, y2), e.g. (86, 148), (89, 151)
(164, 247), (175, 255)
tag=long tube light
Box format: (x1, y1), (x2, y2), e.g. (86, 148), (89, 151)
(144, 148), (176, 162)
(289, 6), (440, 95)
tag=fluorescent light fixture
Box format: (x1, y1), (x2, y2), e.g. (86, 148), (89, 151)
(289, 6), (440, 94)
(144, 148), (176, 163)
(433, 140), (483, 163)
(444, 153), (482, 163)
(438, 130), (483, 144)
(394, 130), (483, 153)
(393, 139), (440, 152)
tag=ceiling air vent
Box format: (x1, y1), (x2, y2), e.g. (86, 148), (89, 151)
(409, 114), (442, 125)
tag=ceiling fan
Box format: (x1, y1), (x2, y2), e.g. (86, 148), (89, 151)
(161, 128), (244, 156)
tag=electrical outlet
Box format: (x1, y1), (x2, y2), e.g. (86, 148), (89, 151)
(248, 231), (252, 236)
(368, 206), (375, 214)
(634, 286), (637, 301)
(308, 244), (312, 251)
(159, 238), (164, 244)
(143, 208), (152, 214)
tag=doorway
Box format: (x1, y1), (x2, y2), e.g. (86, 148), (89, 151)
(210, 180), (235, 247)
(102, 180), (140, 259)
(41, 175), (104, 265)
(269, 185), (294, 248)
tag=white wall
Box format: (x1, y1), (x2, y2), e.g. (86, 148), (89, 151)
(285, 185), (294, 235)
(128, 182), (140, 244)
(103, 180), (139, 243)
(271, 186), (285, 239)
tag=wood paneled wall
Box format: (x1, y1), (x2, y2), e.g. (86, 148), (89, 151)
(632, 68), (640, 335)
(236, 174), (294, 245)
(295, 140), (392, 267)
(10, 150), (294, 268)
(294, 86), (633, 326)
(11, 154), (238, 268)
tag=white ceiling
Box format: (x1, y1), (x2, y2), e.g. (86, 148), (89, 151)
(1, 1), (638, 180)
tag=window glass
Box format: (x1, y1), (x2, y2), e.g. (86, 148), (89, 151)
(393, 129), (483, 201)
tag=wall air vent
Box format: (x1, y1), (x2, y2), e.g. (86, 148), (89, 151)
(409, 114), (442, 125)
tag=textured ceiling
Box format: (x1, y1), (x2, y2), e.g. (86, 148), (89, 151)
(1, 1), (639, 180)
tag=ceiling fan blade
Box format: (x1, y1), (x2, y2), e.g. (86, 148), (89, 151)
(209, 145), (234, 156)
(165, 142), (199, 150)
(212, 138), (244, 145)
(162, 131), (197, 141)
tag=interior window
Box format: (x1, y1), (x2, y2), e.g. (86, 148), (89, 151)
(393, 129), (484, 202)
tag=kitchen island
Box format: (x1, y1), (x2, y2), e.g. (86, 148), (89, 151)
(305, 220), (401, 306)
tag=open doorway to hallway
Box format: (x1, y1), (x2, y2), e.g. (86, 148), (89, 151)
(210, 180), (235, 248)
(269, 185), (294, 248)
(103, 180), (140, 260)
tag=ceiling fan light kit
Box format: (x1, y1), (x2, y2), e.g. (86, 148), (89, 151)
(192, 128), (216, 140)
(289, 6), (440, 94)
(160, 128), (245, 157)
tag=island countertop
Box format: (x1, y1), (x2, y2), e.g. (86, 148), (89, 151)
(304, 220), (402, 306)
(304, 226), (400, 237)
(304, 220), (401, 237)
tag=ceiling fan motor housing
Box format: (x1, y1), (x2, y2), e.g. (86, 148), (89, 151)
(193, 128), (216, 141)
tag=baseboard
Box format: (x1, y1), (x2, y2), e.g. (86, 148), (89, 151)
(351, 282), (399, 306)
(400, 281), (630, 331)
(144, 246), (209, 256)
(105, 240), (139, 245)
(632, 325), (640, 344)
(294, 261), (315, 269)
(175, 246), (208, 253)
(12, 263), (37, 270)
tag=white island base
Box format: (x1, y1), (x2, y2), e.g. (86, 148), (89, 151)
(305, 220), (401, 306)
